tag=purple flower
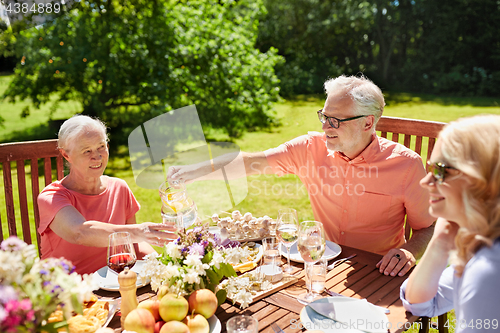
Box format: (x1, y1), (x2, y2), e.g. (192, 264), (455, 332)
(0, 236), (25, 252)
(188, 243), (205, 256)
(212, 233), (221, 246)
(0, 286), (18, 304)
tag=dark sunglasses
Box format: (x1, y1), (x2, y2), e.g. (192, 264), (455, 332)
(426, 161), (460, 184)
(317, 110), (370, 129)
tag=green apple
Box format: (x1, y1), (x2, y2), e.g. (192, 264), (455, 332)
(182, 314), (210, 333)
(157, 285), (170, 301)
(159, 293), (189, 322)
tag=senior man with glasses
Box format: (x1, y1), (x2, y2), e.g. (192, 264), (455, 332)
(168, 74), (435, 277)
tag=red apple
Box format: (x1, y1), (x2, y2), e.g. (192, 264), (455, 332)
(159, 293), (189, 322)
(138, 299), (161, 321)
(188, 289), (218, 319)
(155, 320), (166, 333)
(182, 314), (210, 333)
(124, 308), (156, 333)
(160, 320), (190, 333)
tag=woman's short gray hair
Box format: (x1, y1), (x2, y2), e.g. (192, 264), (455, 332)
(58, 115), (108, 152)
(324, 75), (385, 124)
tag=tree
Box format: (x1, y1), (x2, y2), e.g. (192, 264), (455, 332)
(2, 0), (283, 137)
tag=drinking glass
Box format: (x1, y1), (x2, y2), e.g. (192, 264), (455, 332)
(306, 257), (327, 295)
(107, 232), (137, 274)
(159, 180), (197, 230)
(296, 221), (326, 304)
(227, 315), (258, 333)
(261, 237), (281, 273)
(276, 208), (298, 274)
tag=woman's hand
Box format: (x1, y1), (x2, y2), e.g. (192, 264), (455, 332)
(430, 218), (459, 253)
(404, 217), (459, 304)
(133, 222), (179, 247)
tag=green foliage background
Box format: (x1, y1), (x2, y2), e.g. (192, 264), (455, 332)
(256, 0), (500, 97)
(2, 0), (282, 137)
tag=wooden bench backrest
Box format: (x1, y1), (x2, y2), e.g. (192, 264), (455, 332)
(376, 116), (446, 169)
(376, 116), (446, 241)
(0, 139), (64, 254)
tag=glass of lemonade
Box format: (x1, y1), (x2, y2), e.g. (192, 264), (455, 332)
(276, 208), (299, 274)
(159, 180), (197, 230)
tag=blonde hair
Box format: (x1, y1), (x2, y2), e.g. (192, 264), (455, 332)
(58, 115), (108, 153)
(439, 115), (500, 275)
(323, 75), (385, 124)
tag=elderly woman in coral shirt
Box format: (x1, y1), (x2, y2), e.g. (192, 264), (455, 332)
(38, 115), (174, 274)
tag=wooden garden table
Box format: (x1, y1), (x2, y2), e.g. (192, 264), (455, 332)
(98, 245), (422, 333)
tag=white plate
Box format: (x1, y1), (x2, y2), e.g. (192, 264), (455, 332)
(92, 260), (149, 291)
(300, 297), (389, 333)
(209, 226), (267, 242)
(209, 314), (222, 333)
(280, 240), (341, 263)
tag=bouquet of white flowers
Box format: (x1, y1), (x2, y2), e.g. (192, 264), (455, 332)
(141, 223), (269, 309)
(0, 237), (97, 333)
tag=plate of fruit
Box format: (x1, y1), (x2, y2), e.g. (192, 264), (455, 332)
(123, 289), (221, 333)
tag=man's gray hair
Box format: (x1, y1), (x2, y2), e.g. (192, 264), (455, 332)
(58, 114), (108, 152)
(324, 75), (385, 124)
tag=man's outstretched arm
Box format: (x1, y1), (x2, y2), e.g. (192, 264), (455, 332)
(167, 151), (272, 183)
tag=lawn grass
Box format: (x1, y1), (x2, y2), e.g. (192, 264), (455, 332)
(3, 75), (500, 333)
(0, 74), (82, 142)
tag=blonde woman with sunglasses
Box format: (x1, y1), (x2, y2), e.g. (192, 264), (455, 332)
(400, 115), (500, 332)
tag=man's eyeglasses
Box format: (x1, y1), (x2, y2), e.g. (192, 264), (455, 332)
(317, 109), (370, 129)
(426, 161), (461, 184)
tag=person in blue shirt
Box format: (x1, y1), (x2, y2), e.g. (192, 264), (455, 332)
(400, 115), (500, 332)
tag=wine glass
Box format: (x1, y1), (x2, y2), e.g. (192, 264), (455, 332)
(276, 208), (298, 274)
(107, 232), (137, 274)
(297, 221), (326, 304)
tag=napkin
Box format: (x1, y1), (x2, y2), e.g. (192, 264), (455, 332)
(328, 298), (388, 333)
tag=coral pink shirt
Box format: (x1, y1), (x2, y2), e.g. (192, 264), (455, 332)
(265, 132), (434, 255)
(37, 176), (140, 274)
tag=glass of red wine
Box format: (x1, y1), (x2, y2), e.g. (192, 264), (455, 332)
(107, 232), (137, 274)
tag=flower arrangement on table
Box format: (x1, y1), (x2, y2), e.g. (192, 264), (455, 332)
(0, 237), (97, 333)
(141, 223), (272, 309)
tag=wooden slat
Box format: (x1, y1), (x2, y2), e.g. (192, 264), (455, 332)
(414, 136), (423, 155)
(380, 131), (388, 139)
(427, 137), (436, 163)
(391, 132), (399, 143)
(56, 155), (64, 179)
(31, 158), (41, 253)
(3, 161), (16, 237)
(16, 160), (31, 245)
(403, 134), (411, 149)
(376, 116), (445, 138)
(44, 157), (52, 186)
(0, 139), (59, 162)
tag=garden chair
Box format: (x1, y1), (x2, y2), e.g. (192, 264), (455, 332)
(0, 139), (64, 254)
(376, 116), (448, 333)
